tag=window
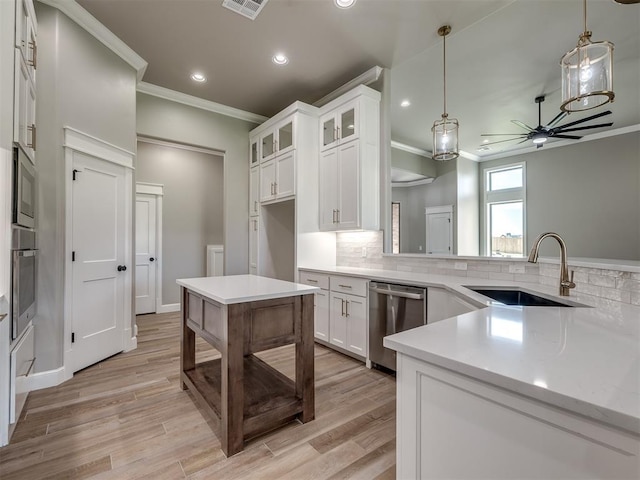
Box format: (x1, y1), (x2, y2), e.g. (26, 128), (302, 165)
(483, 164), (525, 257)
(392, 202), (400, 254)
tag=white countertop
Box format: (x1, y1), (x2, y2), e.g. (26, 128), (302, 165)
(176, 274), (319, 305)
(300, 266), (640, 434)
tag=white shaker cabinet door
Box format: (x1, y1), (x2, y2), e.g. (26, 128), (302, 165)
(336, 141), (359, 230)
(319, 148), (339, 230)
(314, 290), (329, 342)
(344, 294), (367, 357)
(275, 150), (295, 199)
(249, 166), (259, 216)
(259, 160), (276, 203)
(329, 293), (347, 349)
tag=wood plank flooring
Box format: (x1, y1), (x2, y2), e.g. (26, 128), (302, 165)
(0, 312), (397, 479)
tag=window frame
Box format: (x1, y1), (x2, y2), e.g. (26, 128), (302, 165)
(481, 162), (526, 257)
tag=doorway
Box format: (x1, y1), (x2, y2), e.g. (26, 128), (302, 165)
(135, 192), (158, 314)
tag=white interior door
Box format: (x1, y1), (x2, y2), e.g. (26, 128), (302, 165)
(426, 210), (453, 255)
(135, 194), (157, 314)
(71, 153), (126, 373)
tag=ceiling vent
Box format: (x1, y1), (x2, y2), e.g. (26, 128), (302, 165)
(222, 0), (268, 20)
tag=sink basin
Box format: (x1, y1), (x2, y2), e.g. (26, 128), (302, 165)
(466, 287), (575, 307)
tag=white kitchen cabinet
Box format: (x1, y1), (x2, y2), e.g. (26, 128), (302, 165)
(318, 85), (380, 232)
(427, 286), (477, 323)
(320, 100), (358, 151)
(249, 216), (259, 275)
(299, 271), (367, 359)
(319, 141), (359, 230)
(248, 101), (331, 280)
(396, 353), (640, 479)
(13, 49), (36, 162)
(260, 117), (295, 162)
(15, 0), (37, 84)
(249, 136), (259, 168)
(299, 271), (330, 341)
(10, 324), (35, 424)
(249, 166), (259, 217)
(259, 151), (295, 203)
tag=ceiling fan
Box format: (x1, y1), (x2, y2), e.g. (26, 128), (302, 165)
(480, 95), (613, 149)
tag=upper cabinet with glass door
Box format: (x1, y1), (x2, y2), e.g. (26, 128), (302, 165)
(320, 102), (358, 151)
(250, 135), (260, 167)
(260, 117), (295, 162)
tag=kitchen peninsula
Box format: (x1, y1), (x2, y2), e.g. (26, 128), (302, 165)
(176, 275), (318, 457)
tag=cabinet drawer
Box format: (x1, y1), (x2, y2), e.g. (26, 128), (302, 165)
(330, 275), (368, 297)
(299, 271), (329, 290)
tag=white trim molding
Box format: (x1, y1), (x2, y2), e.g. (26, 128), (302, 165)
(64, 127), (135, 169)
(137, 135), (224, 156)
(313, 66), (383, 107)
(137, 82), (267, 124)
(136, 182), (164, 196)
(19, 366), (66, 392)
(391, 141), (431, 158)
(38, 0), (147, 81)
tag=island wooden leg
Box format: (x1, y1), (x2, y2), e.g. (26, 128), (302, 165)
(180, 287), (195, 391)
(221, 304), (245, 457)
(296, 294), (315, 423)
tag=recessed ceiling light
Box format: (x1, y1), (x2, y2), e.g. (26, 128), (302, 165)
(400, 99), (411, 108)
(335, 0), (356, 8)
(482, 139), (489, 144)
(272, 53), (289, 65)
(190, 72), (206, 82)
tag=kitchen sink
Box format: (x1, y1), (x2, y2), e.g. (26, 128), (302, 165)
(465, 287), (575, 307)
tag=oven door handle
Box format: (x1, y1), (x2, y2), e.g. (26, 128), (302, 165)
(15, 250), (38, 258)
(369, 287), (424, 300)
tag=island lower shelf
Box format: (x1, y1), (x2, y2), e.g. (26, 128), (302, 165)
(182, 355), (303, 440)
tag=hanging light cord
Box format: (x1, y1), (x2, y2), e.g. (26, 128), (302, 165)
(442, 30), (447, 117)
(583, 0), (587, 34)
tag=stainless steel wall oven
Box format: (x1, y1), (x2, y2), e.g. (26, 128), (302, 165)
(13, 145), (36, 229)
(11, 223), (37, 341)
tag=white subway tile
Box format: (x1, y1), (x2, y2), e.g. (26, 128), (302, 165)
(588, 274), (617, 288)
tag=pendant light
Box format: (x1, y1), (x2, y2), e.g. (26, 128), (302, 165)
(560, 0), (614, 112)
(431, 25), (459, 161)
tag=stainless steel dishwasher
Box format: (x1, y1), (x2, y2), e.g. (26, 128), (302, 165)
(369, 282), (426, 372)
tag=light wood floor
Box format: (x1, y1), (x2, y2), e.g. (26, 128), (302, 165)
(0, 312), (397, 479)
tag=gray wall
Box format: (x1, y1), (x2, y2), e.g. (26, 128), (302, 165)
(136, 94), (258, 276)
(481, 131), (640, 260)
(34, 3), (137, 371)
(391, 148), (437, 178)
(136, 141), (223, 304)
(391, 160), (457, 254)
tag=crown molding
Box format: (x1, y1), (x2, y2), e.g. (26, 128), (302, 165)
(137, 82), (268, 124)
(313, 66), (383, 108)
(38, 0), (148, 81)
(391, 141), (431, 158)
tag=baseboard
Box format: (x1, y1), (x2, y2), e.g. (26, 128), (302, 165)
(124, 335), (137, 352)
(20, 366), (66, 392)
(156, 303), (180, 314)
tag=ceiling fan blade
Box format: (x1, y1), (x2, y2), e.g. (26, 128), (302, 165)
(511, 120), (535, 132)
(546, 111), (568, 128)
(555, 123), (613, 134)
(551, 134), (583, 140)
(482, 136), (528, 146)
(555, 110), (612, 129)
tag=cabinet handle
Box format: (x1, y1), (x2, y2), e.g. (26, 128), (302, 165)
(254, 200), (257, 212)
(336, 209), (340, 223)
(306, 279), (318, 283)
(274, 139), (278, 152)
(341, 298), (345, 316)
(334, 127), (338, 142)
(253, 219), (258, 231)
(336, 125), (341, 140)
(332, 209), (336, 223)
(25, 357), (36, 377)
(29, 41), (37, 69)
(27, 124), (36, 150)
(338, 284), (352, 289)
(274, 182), (277, 194)
(345, 300), (350, 317)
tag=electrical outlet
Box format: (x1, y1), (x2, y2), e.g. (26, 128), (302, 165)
(418, 245), (423, 251)
(361, 247), (367, 257)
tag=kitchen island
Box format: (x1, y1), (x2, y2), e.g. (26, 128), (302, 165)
(176, 274), (318, 457)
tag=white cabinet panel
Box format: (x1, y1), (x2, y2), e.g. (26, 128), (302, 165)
(314, 290), (329, 342)
(274, 150), (295, 199)
(259, 160), (276, 203)
(319, 148), (338, 230)
(249, 166), (259, 216)
(249, 217), (259, 275)
(336, 141), (359, 229)
(330, 293), (347, 348)
(344, 295), (366, 357)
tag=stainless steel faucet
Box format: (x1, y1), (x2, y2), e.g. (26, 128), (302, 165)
(527, 232), (576, 296)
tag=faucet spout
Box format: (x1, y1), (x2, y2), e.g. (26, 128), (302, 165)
(527, 232), (576, 296)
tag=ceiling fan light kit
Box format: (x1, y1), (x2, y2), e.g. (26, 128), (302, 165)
(560, 0), (615, 112)
(432, 25), (459, 161)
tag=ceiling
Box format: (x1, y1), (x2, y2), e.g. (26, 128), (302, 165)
(76, 0), (640, 159)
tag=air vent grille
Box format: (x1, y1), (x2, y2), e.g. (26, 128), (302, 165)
(222, 0), (268, 20)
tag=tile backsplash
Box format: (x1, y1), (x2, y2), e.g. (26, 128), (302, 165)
(336, 231), (640, 308)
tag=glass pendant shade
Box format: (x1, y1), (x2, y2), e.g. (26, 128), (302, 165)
(560, 0), (615, 113)
(432, 114), (459, 161)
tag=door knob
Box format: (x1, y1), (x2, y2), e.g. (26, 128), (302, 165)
(117, 265), (127, 272)
(149, 257), (155, 262)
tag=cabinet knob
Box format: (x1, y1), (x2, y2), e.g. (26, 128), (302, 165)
(117, 265), (127, 272)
